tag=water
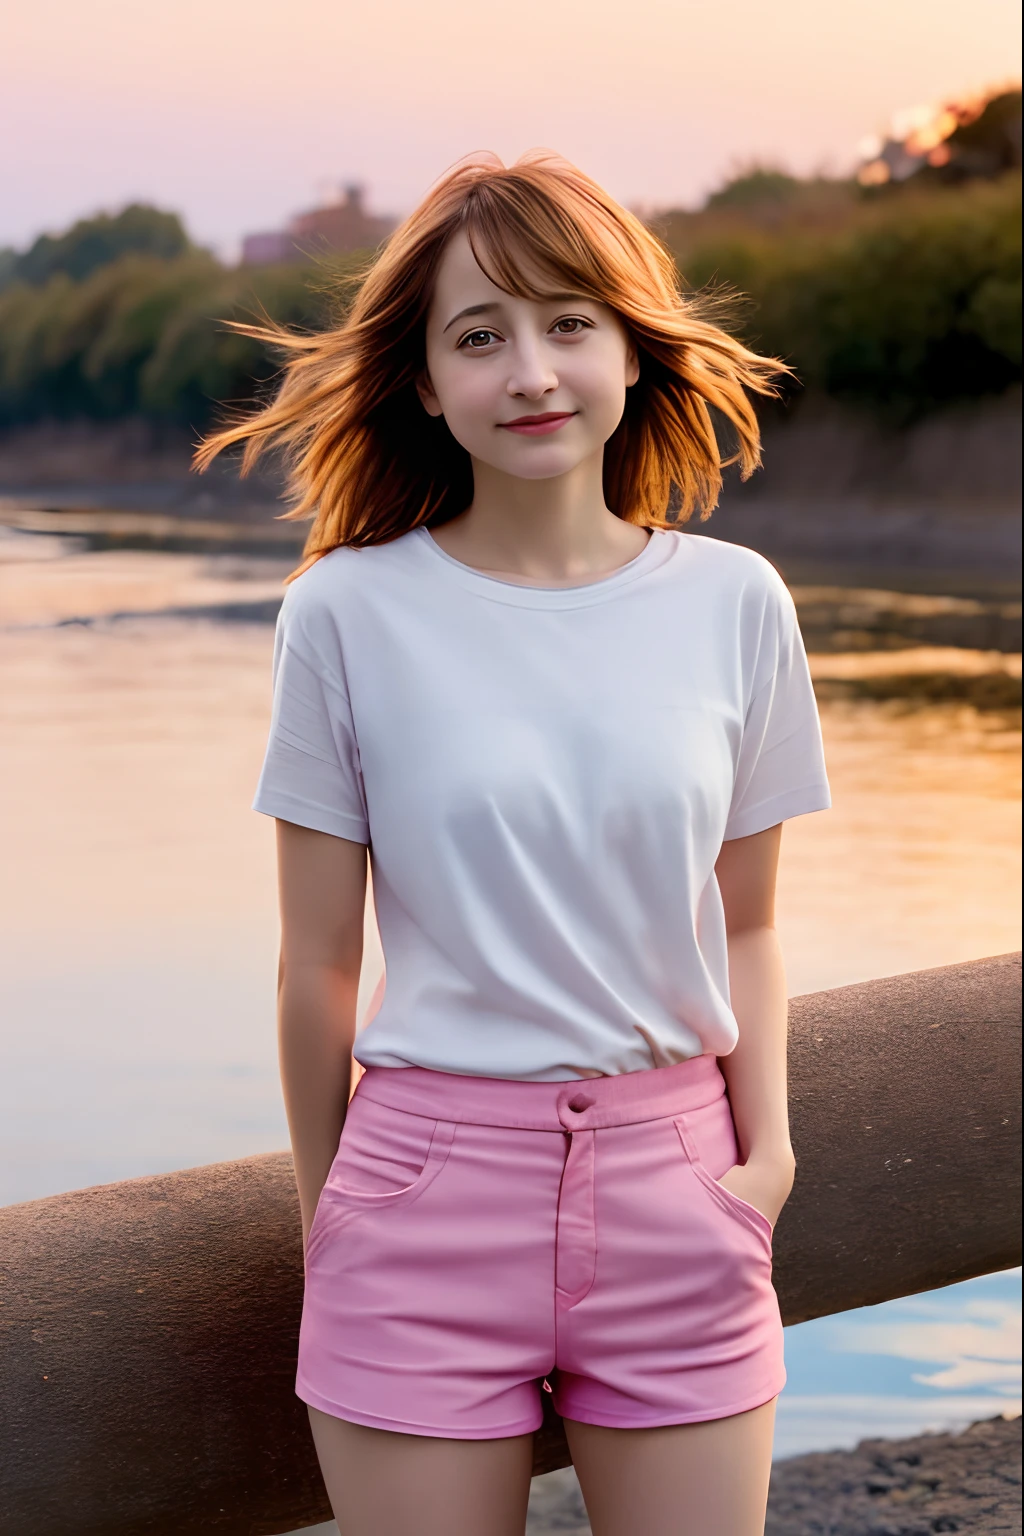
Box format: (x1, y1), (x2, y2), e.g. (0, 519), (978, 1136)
(1, 538), (1020, 1468)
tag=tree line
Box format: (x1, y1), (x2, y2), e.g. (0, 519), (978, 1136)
(0, 170), (1019, 432)
(661, 170), (1020, 419)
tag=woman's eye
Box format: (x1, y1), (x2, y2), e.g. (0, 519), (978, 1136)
(552, 317), (588, 335)
(460, 329), (500, 349)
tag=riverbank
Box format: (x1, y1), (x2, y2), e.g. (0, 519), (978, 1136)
(1, 391), (1019, 596)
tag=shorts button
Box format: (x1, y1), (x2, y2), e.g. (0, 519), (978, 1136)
(567, 1094), (593, 1113)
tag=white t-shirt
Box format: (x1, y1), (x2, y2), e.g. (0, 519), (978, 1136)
(253, 525), (831, 1081)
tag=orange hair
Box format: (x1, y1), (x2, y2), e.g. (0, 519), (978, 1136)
(194, 151), (787, 579)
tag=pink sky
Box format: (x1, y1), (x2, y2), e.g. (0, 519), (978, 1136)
(3, 0), (1020, 255)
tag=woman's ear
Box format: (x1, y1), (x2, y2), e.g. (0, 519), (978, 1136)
(625, 341), (640, 388)
(416, 370), (444, 418)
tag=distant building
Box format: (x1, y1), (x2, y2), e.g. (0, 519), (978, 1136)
(240, 230), (297, 265)
(241, 184), (396, 265)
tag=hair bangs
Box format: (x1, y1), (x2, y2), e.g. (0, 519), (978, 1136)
(460, 182), (608, 306)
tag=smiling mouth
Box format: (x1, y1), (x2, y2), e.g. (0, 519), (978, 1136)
(499, 412), (577, 436)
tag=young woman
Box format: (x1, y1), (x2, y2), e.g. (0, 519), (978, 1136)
(198, 151), (830, 1536)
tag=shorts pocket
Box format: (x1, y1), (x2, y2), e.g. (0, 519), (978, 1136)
(673, 1108), (774, 1251)
(305, 1095), (456, 1265)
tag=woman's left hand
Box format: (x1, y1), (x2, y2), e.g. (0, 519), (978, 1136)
(716, 1154), (795, 1228)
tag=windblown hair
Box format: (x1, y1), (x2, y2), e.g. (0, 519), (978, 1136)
(195, 151), (788, 578)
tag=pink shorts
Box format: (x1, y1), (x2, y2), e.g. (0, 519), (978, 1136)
(298, 1055), (784, 1437)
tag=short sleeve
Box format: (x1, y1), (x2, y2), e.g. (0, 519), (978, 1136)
(724, 575), (831, 841)
(252, 593), (370, 844)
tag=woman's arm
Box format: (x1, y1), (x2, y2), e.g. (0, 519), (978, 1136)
(713, 822), (796, 1226)
(276, 818), (369, 1248)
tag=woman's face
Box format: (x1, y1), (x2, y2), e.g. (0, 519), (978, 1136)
(418, 229), (639, 482)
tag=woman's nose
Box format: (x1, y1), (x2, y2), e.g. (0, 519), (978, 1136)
(506, 340), (558, 399)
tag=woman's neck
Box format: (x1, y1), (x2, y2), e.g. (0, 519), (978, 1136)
(430, 452), (650, 585)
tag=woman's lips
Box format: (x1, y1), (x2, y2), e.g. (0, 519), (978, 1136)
(499, 412), (576, 436)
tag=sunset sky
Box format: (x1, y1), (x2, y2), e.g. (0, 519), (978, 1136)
(3, 0), (1020, 256)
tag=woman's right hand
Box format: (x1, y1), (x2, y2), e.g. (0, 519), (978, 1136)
(276, 820), (368, 1268)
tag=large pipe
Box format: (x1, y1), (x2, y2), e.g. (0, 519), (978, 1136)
(1, 953), (1019, 1535)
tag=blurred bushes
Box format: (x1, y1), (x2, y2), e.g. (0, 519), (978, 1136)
(2, 204), (192, 288)
(0, 174), (1019, 430)
(0, 250), (336, 427)
(665, 173), (1021, 419)
(133, 262), (335, 423)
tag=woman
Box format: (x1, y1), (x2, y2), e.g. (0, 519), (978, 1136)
(197, 151), (830, 1536)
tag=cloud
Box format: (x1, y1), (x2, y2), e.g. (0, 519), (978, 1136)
(913, 1359), (1022, 1393)
(830, 1295), (1021, 1397)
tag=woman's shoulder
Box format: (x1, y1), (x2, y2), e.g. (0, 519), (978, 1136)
(280, 532), (421, 620)
(671, 531), (790, 603)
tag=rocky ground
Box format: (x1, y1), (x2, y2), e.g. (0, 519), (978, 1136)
(523, 1417), (1022, 1534)
(765, 1415), (1021, 1536)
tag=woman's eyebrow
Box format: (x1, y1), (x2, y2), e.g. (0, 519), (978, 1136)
(441, 293), (593, 334)
(442, 302), (501, 334)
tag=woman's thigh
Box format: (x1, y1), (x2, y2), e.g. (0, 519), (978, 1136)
(307, 1406), (535, 1536)
(564, 1399), (776, 1536)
